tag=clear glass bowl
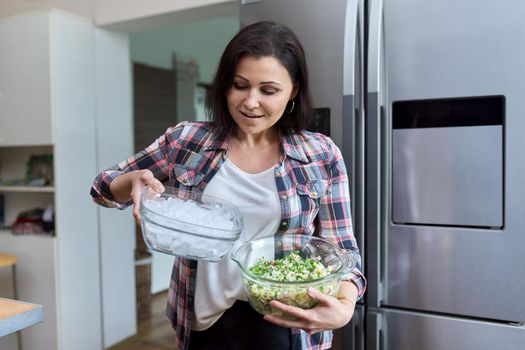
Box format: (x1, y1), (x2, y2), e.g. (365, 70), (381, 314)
(140, 186), (244, 261)
(230, 234), (355, 317)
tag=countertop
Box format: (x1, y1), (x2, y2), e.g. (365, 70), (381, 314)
(0, 298), (43, 337)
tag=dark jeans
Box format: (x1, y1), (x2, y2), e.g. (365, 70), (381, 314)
(189, 300), (291, 350)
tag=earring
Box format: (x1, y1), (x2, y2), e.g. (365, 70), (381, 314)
(286, 100), (295, 113)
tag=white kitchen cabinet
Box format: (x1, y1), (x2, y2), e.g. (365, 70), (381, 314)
(0, 12), (53, 146)
(0, 10), (100, 350)
(0, 10), (136, 350)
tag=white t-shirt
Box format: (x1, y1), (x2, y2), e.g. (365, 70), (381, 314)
(192, 158), (281, 331)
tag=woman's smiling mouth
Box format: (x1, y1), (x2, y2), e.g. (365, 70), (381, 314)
(241, 111), (264, 119)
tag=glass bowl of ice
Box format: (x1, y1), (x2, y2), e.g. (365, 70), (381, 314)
(140, 186), (244, 261)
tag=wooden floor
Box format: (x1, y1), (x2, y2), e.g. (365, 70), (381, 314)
(111, 291), (178, 350)
(137, 291), (178, 350)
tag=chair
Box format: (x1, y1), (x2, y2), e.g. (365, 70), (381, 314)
(0, 252), (21, 350)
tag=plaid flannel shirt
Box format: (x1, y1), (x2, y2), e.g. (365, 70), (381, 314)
(91, 121), (366, 350)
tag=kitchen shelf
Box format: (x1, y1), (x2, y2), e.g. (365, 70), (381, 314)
(0, 186), (55, 193)
(0, 229), (55, 238)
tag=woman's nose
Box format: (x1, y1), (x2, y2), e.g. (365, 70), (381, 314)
(244, 90), (260, 110)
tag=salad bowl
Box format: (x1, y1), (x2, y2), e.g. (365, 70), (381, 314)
(230, 233), (355, 317)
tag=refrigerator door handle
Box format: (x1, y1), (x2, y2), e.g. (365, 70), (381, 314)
(350, 307), (365, 350)
(342, 304), (362, 350)
(366, 0), (384, 308)
(343, 0), (359, 97)
(366, 310), (384, 350)
(343, 0), (365, 258)
(367, 0), (384, 94)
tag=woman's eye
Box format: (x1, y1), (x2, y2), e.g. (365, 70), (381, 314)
(233, 83), (248, 90)
(261, 88), (278, 95)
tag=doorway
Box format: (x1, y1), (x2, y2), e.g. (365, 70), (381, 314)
(127, 8), (240, 349)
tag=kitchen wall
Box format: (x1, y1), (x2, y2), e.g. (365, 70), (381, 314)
(130, 15), (239, 84)
(0, 0), (93, 19)
(94, 0), (236, 27)
(0, 0), (236, 24)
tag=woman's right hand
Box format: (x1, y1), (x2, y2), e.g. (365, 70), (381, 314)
(110, 169), (165, 223)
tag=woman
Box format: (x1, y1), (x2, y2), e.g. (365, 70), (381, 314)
(91, 21), (366, 350)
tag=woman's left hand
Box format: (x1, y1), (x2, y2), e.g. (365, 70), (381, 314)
(263, 287), (356, 334)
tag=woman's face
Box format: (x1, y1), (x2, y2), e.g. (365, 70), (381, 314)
(227, 55), (296, 138)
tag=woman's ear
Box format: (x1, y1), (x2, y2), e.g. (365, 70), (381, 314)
(290, 84), (299, 100)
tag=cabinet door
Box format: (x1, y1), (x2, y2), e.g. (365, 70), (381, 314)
(0, 12), (52, 146)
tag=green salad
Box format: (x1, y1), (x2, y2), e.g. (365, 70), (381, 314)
(249, 251), (333, 281)
(245, 251), (338, 316)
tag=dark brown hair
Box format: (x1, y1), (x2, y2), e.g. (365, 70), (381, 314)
(206, 21), (313, 137)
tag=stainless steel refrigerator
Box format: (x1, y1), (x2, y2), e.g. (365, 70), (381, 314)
(240, 0), (525, 349)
